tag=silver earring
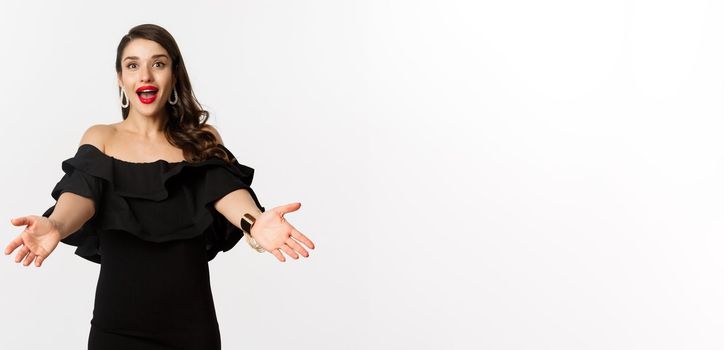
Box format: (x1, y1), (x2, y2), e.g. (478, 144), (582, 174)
(168, 87), (179, 105)
(120, 88), (129, 108)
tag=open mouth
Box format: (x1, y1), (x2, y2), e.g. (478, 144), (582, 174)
(137, 90), (158, 99)
(136, 86), (159, 103)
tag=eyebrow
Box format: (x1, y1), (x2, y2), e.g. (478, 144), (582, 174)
(122, 54), (169, 62)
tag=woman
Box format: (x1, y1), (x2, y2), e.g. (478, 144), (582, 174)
(3, 23), (315, 349)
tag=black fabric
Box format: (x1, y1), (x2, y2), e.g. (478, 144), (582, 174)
(41, 143), (266, 349)
(42, 143), (265, 263)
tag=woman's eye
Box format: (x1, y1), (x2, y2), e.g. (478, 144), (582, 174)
(125, 62), (164, 69)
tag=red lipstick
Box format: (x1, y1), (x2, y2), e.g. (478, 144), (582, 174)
(136, 85), (159, 104)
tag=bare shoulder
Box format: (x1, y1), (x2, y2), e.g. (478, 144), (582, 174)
(201, 124), (224, 145)
(79, 124), (114, 151)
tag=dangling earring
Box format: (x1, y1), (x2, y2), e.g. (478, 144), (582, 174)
(120, 88), (129, 108)
(168, 86), (179, 105)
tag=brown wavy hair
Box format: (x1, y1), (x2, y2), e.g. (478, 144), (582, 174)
(115, 23), (231, 164)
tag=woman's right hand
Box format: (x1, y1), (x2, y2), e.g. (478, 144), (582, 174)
(4, 215), (62, 267)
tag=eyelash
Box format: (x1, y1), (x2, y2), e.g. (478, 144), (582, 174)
(126, 62), (165, 69)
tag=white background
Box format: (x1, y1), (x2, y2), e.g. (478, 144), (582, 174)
(1, 1), (723, 349)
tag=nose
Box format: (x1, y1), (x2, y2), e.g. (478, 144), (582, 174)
(139, 64), (153, 83)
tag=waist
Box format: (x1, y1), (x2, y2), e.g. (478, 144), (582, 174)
(92, 229), (218, 332)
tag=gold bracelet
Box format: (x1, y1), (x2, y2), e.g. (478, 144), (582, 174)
(241, 213), (265, 253)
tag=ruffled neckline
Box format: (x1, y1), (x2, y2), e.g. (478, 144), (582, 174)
(64, 142), (255, 201)
(79, 143), (189, 166)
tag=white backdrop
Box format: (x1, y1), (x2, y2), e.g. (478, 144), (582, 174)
(2, 1), (724, 349)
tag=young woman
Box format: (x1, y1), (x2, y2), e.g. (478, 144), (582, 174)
(4, 23), (315, 349)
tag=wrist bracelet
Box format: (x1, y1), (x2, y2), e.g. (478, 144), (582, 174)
(247, 236), (265, 253)
(240, 213), (265, 253)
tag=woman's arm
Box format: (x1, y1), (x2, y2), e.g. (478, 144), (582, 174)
(49, 193), (95, 240)
(202, 125), (314, 261)
(213, 189), (263, 231)
(5, 125), (106, 267)
(202, 124), (270, 252)
(201, 124), (263, 229)
(49, 125), (106, 239)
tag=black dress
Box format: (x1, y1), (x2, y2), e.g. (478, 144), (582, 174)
(41, 143), (265, 350)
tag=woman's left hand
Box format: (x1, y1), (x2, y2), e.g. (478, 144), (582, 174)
(249, 202), (315, 262)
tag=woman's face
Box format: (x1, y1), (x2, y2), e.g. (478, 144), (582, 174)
(117, 38), (175, 116)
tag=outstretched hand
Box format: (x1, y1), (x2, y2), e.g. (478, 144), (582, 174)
(5, 215), (62, 267)
(250, 202), (315, 262)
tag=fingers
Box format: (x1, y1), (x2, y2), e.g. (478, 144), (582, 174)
(15, 245), (29, 264)
(7, 241), (45, 267)
(276, 202), (301, 216)
(276, 223), (314, 260)
(4, 235), (24, 256)
(23, 251), (36, 266)
(6, 217), (30, 257)
(264, 202), (315, 263)
(270, 249), (286, 262)
(10, 216), (29, 227)
(290, 227), (315, 250)
(270, 238), (315, 262)
(279, 244), (299, 259)
(285, 237), (309, 258)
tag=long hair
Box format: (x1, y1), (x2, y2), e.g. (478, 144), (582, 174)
(114, 23), (231, 164)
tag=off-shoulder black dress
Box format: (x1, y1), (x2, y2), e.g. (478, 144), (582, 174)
(41, 143), (265, 350)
